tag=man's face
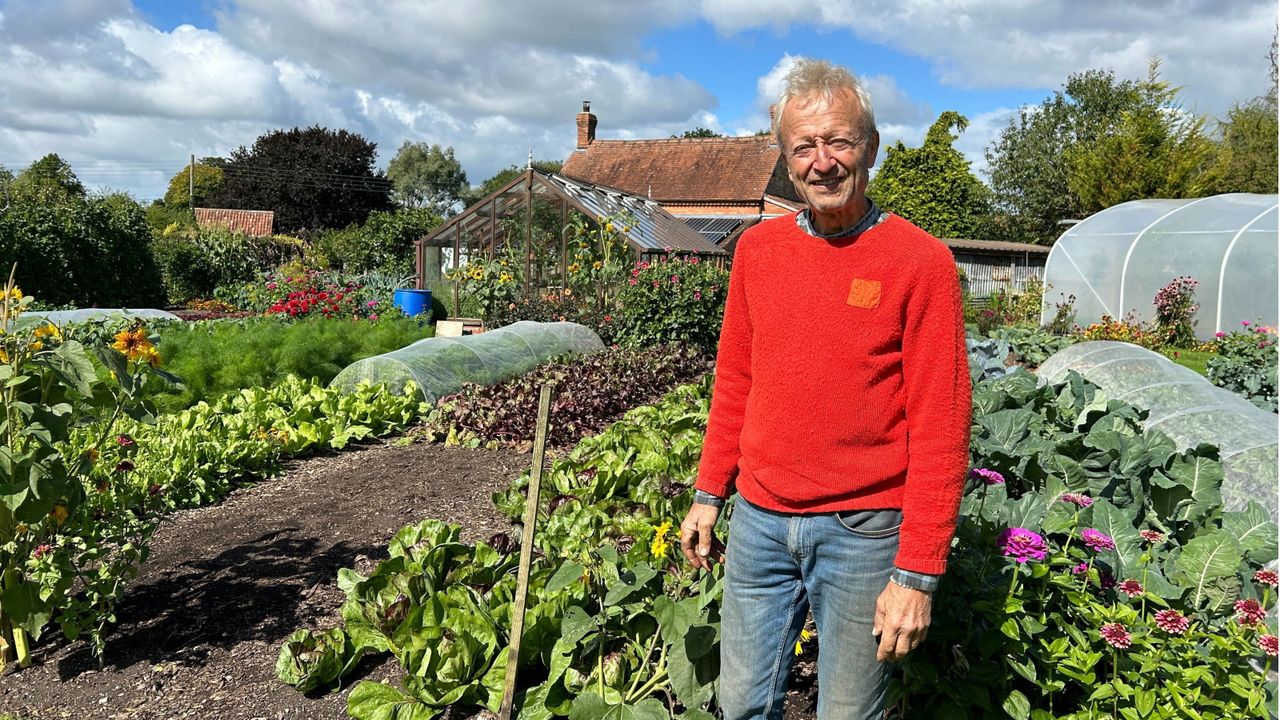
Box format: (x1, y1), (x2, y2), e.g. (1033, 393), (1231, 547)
(779, 90), (879, 234)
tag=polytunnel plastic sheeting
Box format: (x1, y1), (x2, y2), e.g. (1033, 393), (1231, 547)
(330, 321), (605, 402)
(1037, 341), (1277, 517)
(10, 308), (182, 328)
(1041, 194), (1278, 340)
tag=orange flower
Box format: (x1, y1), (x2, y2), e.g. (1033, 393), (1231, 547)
(112, 327), (149, 358)
(137, 344), (162, 368)
(50, 504), (69, 526)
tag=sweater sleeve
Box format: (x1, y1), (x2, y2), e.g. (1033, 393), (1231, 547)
(895, 247), (972, 574)
(694, 237), (754, 498)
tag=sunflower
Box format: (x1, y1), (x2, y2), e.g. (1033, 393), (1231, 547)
(137, 344), (162, 368)
(112, 327), (151, 360)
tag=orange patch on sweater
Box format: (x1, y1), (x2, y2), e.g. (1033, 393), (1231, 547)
(846, 278), (881, 308)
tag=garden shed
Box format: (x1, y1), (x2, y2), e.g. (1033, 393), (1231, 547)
(413, 167), (726, 292)
(944, 237), (1049, 299)
(1039, 193), (1278, 339)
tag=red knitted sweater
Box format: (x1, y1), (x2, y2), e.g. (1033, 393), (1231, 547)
(694, 212), (972, 574)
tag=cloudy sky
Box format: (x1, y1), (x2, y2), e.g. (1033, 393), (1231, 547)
(0, 0), (1274, 201)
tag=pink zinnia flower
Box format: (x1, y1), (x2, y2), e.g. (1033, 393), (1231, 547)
(689, 256), (699, 264)
(1235, 599), (1266, 626)
(1243, 320), (1251, 326)
(1081, 528), (1115, 552)
(33, 544), (54, 560)
(1117, 579), (1143, 597)
(266, 282), (277, 289)
(998, 527), (1048, 563)
(1255, 570), (1279, 588)
(1260, 635), (1278, 657)
(1072, 562), (1089, 575)
(693, 291), (702, 300)
(629, 279), (637, 285)
(115, 460), (135, 473)
(366, 300), (378, 308)
(116, 434), (135, 447)
(1139, 530), (1164, 544)
(1099, 623), (1131, 649)
(1061, 492), (1093, 508)
(1154, 609), (1190, 635)
(970, 468), (1005, 485)
(1215, 331), (1226, 338)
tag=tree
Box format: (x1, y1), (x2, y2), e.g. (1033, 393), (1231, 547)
(1065, 61), (1215, 213)
(460, 160), (563, 207)
(163, 160), (224, 209)
(867, 111), (990, 238)
(386, 142), (468, 214)
(673, 127), (721, 139)
(207, 126), (393, 233)
(12, 153), (85, 203)
(1202, 37), (1278, 194)
(984, 69), (1150, 243)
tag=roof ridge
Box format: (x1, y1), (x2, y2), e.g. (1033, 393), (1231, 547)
(588, 135), (771, 145)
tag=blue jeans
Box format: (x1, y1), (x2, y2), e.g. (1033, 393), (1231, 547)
(719, 497), (900, 720)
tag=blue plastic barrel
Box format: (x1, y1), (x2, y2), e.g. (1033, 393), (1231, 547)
(392, 288), (432, 316)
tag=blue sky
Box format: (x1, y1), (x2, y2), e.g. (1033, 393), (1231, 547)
(0, 0), (1273, 201)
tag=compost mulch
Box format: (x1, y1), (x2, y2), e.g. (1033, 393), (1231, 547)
(1, 439), (819, 720)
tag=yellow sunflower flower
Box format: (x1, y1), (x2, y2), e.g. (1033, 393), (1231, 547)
(794, 628), (814, 656)
(137, 344), (162, 368)
(112, 327), (150, 359)
(50, 504), (69, 526)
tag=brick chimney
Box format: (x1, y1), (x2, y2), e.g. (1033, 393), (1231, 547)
(576, 100), (597, 149)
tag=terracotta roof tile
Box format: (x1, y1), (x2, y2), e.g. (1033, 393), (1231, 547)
(561, 136), (781, 204)
(194, 208), (274, 237)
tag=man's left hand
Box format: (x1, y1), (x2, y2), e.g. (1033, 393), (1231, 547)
(872, 581), (932, 662)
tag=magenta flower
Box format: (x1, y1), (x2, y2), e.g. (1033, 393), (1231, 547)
(998, 527), (1048, 563)
(115, 459), (135, 474)
(689, 256), (700, 264)
(266, 282), (277, 289)
(33, 544), (53, 560)
(366, 300), (378, 308)
(970, 468), (1005, 485)
(693, 291), (702, 300)
(1099, 623), (1131, 649)
(1234, 599), (1266, 626)
(1215, 331), (1226, 338)
(1254, 570), (1279, 588)
(1260, 635), (1279, 657)
(1081, 528), (1115, 552)
(1061, 492), (1093, 508)
(116, 434), (135, 447)
(1117, 579), (1143, 597)
(1071, 562), (1089, 575)
(1098, 572), (1116, 590)
(1139, 530), (1164, 544)
(1243, 320), (1251, 326)
(629, 279), (637, 285)
(1154, 609), (1190, 635)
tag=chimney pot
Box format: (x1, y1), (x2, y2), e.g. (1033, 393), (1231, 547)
(576, 101), (597, 150)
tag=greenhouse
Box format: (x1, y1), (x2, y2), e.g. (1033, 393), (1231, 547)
(1037, 341), (1277, 517)
(1040, 193), (1278, 340)
(329, 320), (603, 402)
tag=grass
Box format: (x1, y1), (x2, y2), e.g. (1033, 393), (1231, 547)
(1162, 348), (1215, 376)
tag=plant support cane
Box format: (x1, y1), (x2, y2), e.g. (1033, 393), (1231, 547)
(498, 382), (554, 719)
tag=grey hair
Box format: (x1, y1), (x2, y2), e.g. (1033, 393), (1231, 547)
(773, 58), (877, 146)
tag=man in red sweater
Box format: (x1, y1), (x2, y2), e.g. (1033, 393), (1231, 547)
(679, 58), (971, 719)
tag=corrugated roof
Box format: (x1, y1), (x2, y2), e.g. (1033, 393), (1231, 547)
(561, 136), (779, 204)
(194, 208), (274, 236)
(941, 237), (1051, 254)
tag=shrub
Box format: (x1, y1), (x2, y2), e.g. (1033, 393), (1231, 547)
(0, 191), (166, 307)
(1077, 313), (1166, 350)
(151, 316), (433, 412)
(309, 208), (440, 277)
(488, 290), (619, 344)
(153, 228), (302, 304)
(214, 268), (401, 321)
(611, 254), (729, 353)
(1207, 322), (1278, 411)
(1153, 276), (1200, 348)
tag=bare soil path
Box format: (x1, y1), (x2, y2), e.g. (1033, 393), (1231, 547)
(1, 439), (819, 720)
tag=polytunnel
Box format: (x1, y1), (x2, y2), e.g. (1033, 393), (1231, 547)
(329, 320), (604, 402)
(8, 308), (181, 329)
(1040, 193), (1278, 340)
(1036, 340), (1277, 517)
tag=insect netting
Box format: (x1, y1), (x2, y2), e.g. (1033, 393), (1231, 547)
(1037, 340), (1277, 517)
(329, 320), (604, 402)
(9, 308), (182, 329)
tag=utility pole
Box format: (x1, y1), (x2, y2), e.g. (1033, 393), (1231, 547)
(188, 153), (195, 212)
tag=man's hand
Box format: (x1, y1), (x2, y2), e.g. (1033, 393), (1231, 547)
(872, 581), (932, 662)
(679, 504), (724, 571)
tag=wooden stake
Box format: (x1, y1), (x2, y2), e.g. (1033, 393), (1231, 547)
(498, 383), (555, 719)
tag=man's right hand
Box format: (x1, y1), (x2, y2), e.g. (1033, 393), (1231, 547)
(679, 503), (724, 571)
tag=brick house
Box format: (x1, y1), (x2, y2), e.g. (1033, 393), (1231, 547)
(560, 102), (803, 252)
